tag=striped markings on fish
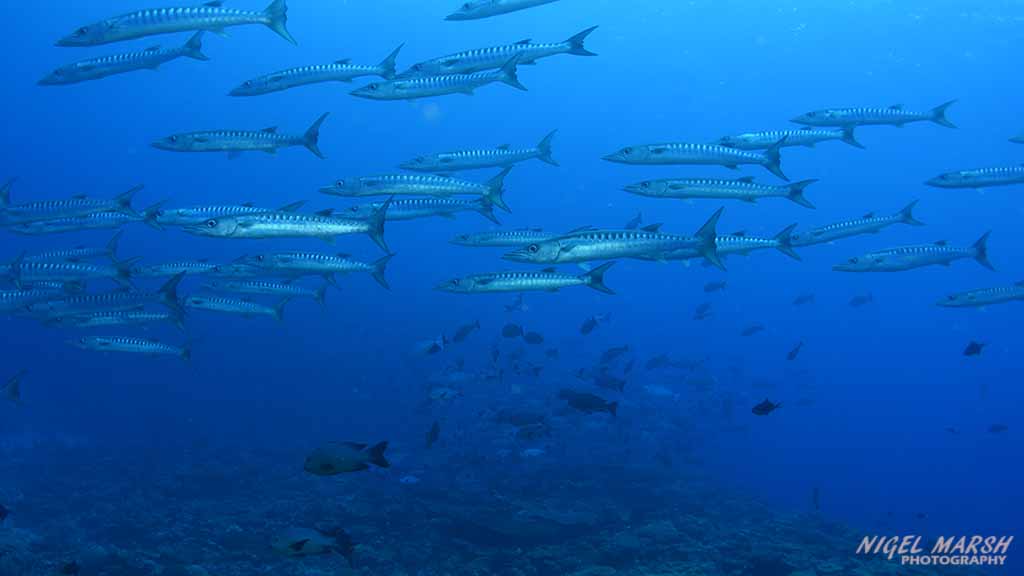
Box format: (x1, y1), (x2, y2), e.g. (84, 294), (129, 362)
(718, 126), (864, 150)
(240, 252), (394, 290)
(49, 310), (185, 331)
(340, 195), (500, 225)
(0, 180), (141, 224)
(152, 113), (329, 159)
(40, 32), (208, 85)
(400, 131), (557, 173)
(926, 165), (1024, 189)
(6, 201), (165, 235)
(789, 201), (923, 247)
(70, 336), (191, 361)
(833, 232), (993, 273)
(230, 45), (403, 96)
(791, 101), (957, 129)
(202, 279), (328, 308)
(445, 0), (561, 21)
(57, 0), (295, 47)
(184, 294), (290, 321)
(624, 177), (817, 209)
(350, 57), (526, 100)
(321, 168), (512, 213)
(437, 262), (616, 295)
(24, 231), (123, 263)
(603, 139), (789, 181)
(937, 281), (1024, 308)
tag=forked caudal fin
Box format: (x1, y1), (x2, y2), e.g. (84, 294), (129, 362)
(695, 207), (725, 271)
(841, 126), (865, 149)
(787, 179), (818, 209)
(537, 130), (558, 166)
(581, 261), (616, 295)
(485, 167), (513, 213)
(498, 57), (527, 91)
(973, 231), (994, 271)
(773, 224), (801, 261)
(365, 196), (393, 253)
(565, 25), (599, 56)
(263, 0), (296, 45)
(303, 112), (329, 159)
(371, 254), (394, 290)
(475, 197), (501, 225)
(367, 441), (390, 468)
(0, 177), (16, 208)
(273, 298), (291, 322)
(762, 138), (789, 181)
(897, 200), (924, 226)
(183, 31), (209, 61)
(931, 100), (958, 129)
(377, 44), (403, 79)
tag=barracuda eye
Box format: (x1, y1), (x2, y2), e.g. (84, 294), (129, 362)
(256, 255), (265, 262)
(413, 64), (422, 71)
(75, 26), (89, 36)
(623, 147), (634, 155)
(205, 219), (218, 228)
(527, 244), (539, 254)
(244, 81), (252, 87)
(451, 279), (460, 286)
(335, 179), (345, 187)
(169, 135), (178, 143)
(849, 257), (859, 264)
(641, 182), (650, 189)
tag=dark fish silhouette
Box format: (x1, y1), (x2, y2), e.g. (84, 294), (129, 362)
(792, 293), (816, 306)
(741, 323), (766, 336)
(426, 421), (440, 448)
(599, 345), (630, 364)
(502, 323), (524, 338)
(580, 313), (610, 335)
(452, 320), (481, 343)
(787, 341), (803, 361)
(989, 424), (1008, 434)
(523, 331), (544, 345)
(704, 280), (727, 293)
(559, 389), (617, 416)
(752, 398), (781, 415)
(646, 354), (671, 370)
(849, 293), (874, 307)
(0, 503), (9, 523)
(963, 341), (985, 356)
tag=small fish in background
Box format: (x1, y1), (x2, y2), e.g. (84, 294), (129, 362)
(704, 280), (727, 293)
(60, 562), (80, 575)
(989, 424), (1008, 434)
(559, 389), (618, 417)
(1011, 133), (1024, 144)
(523, 331), (544, 345)
(580, 313), (610, 335)
(741, 323), (766, 337)
(272, 526), (356, 568)
(849, 293), (874, 307)
(426, 421), (440, 449)
(625, 211), (643, 230)
(0, 503), (9, 524)
(502, 323), (524, 338)
(3, 370), (25, 404)
(304, 441), (390, 475)
(504, 294), (527, 313)
(787, 341), (804, 361)
(963, 341), (986, 357)
(792, 293), (816, 306)
(752, 399), (781, 415)
(599, 345), (630, 364)
(693, 302), (713, 320)
(944, 427), (961, 435)
(451, 320), (481, 343)
(416, 335), (447, 355)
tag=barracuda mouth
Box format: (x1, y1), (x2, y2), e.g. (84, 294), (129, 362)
(501, 250), (531, 262)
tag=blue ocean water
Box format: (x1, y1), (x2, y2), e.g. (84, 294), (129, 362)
(0, 1), (1020, 574)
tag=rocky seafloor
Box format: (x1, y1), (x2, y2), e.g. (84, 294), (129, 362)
(0, 444), (987, 576)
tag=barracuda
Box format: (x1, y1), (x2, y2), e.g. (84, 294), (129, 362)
(0, 180), (140, 224)
(185, 294), (289, 321)
(400, 132), (556, 173)
(791, 100), (957, 129)
(603, 140), (788, 181)
(398, 27), (595, 77)
(70, 336), (191, 361)
(49, 310), (184, 331)
(40, 33), (208, 85)
(152, 113), (329, 159)
(833, 232), (993, 273)
(230, 45), (402, 96)
(24, 231), (122, 263)
(937, 282), (1024, 308)
(183, 198), (392, 252)
(503, 209), (725, 269)
(1011, 133), (1024, 144)
(57, 0), (295, 46)
(6, 202), (165, 235)
(450, 228), (559, 247)
(9, 254), (136, 288)
(624, 177), (817, 209)
(154, 200), (305, 227)
(445, 0), (561, 21)
(338, 195), (499, 224)
(718, 127), (863, 150)
(653, 225), (800, 262)
(240, 252), (394, 290)
(25, 273), (184, 318)
(0, 289), (64, 313)
(130, 260), (218, 278)
(926, 165), (1024, 189)
(437, 262), (616, 295)
(321, 168), (511, 212)
(789, 201), (923, 247)
(202, 279), (328, 308)
(350, 58), (525, 100)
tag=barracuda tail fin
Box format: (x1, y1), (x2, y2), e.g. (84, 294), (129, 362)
(366, 196), (392, 253)
(475, 197), (501, 225)
(774, 224), (801, 261)
(897, 200), (924, 226)
(371, 254), (394, 290)
(581, 261), (616, 295)
(141, 199), (168, 230)
(160, 272), (186, 317)
(9, 252), (26, 289)
(0, 178), (13, 208)
(931, 100), (958, 129)
(695, 207), (725, 271)
(566, 25), (599, 56)
(485, 167), (513, 213)
(105, 230), (124, 262)
(273, 298), (291, 322)
(314, 283), (328, 309)
(180, 342), (192, 362)
(537, 130), (558, 166)
(263, 0), (296, 45)
(841, 126), (865, 149)
(368, 441), (390, 468)
(787, 179), (817, 209)
(182, 31), (209, 61)
(115, 184), (143, 216)
(498, 57), (527, 91)
(377, 44), (403, 79)
(303, 112), (329, 159)
(762, 138), (789, 181)
(973, 231), (994, 271)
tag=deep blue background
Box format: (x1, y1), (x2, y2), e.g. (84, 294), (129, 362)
(1, 0), (1020, 542)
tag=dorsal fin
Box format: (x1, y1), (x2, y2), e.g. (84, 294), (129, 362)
(316, 208), (334, 217)
(735, 176), (755, 183)
(889, 104), (903, 110)
(496, 144), (511, 150)
(261, 126), (278, 133)
(731, 230), (747, 237)
(277, 200), (306, 212)
(862, 212), (875, 219)
(145, 45), (161, 52)
(204, 1), (224, 6)
(934, 240), (948, 246)
(799, 127), (814, 131)
(541, 267), (557, 273)
(566, 225), (593, 233)
(241, 202), (255, 207)
(515, 39), (532, 45)
(336, 252), (351, 258)
(72, 194), (88, 199)
(641, 223), (663, 232)
(334, 58), (352, 65)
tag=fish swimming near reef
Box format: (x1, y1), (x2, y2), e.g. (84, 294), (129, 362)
(272, 526), (356, 567)
(304, 441), (390, 475)
(752, 399), (781, 415)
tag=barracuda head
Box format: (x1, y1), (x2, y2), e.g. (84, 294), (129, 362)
(602, 145), (651, 164)
(339, 203), (378, 219)
(445, 1), (495, 20)
(502, 241), (562, 264)
(152, 133), (202, 152)
(936, 292), (975, 308)
(56, 20), (115, 47)
(38, 65), (78, 86)
(350, 81), (400, 100)
(925, 170), (971, 188)
(229, 76), (277, 97)
(319, 177), (366, 197)
(399, 155), (440, 171)
(791, 109), (837, 126)
(435, 276), (477, 293)
(622, 180), (670, 196)
(397, 61), (443, 78)
(184, 217), (241, 238)
(832, 254), (883, 272)
(718, 134), (755, 148)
